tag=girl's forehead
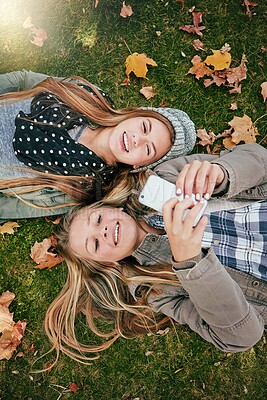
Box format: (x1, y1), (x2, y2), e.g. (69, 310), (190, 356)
(79, 206), (126, 219)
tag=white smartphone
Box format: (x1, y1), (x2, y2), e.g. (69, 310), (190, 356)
(138, 175), (207, 226)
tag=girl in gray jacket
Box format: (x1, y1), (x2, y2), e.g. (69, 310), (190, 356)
(44, 143), (267, 366)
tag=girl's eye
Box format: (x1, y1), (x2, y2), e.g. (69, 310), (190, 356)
(146, 144), (150, 156)
(97, 215), (101, 224)
(95, 238), (99, 251)
(143, 122), (147, 134)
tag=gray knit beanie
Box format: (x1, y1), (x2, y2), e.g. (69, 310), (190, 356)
(132, 107), (196, 172)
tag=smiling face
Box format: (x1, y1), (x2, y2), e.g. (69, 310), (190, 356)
(68, 207), (144, 263)
(108, 117), (172, 168)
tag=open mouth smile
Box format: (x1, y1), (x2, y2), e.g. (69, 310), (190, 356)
(122, 132), (129, 152)
(114, 222), (120, 245)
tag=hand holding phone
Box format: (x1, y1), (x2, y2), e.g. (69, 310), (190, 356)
(138, 175), (208, 226)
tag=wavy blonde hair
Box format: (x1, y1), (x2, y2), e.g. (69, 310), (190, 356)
(0, 76), (174, 207)
(43, 170), (179, 367)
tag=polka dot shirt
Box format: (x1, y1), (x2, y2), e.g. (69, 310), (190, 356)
(13, 85), (117, 184)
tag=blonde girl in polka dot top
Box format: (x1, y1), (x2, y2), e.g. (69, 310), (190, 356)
(0, 70), (196, 221)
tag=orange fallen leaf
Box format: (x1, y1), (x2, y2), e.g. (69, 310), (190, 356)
(0, 222), (20, 237)
(31, 236), (63, 269)
(125, 52), (157, 79)
(204, 50), (231, 71)
(260, 82), (267, 102)
(139, 86), (155, 99)
(120, 1), (133, 18)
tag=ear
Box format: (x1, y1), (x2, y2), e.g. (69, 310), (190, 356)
(132, 164), (140, 169)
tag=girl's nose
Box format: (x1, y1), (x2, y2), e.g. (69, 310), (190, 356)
(133, 134), (145, 147)
(103, 226), (108, 238)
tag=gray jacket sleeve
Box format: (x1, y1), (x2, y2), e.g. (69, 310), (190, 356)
(148, 248), (265, 353)
(0, 70), (53, 94)
(0, 188), (74, 222)
(154, 143), (267, 199)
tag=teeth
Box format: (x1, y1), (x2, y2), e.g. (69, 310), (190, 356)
(123, 133), (129, 152)
(114, 222), (119, 245)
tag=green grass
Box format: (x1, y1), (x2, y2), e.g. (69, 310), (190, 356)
(0, 0), (267, 399)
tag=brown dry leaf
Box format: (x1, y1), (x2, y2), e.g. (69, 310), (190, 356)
(204, 50), (231, 71)
(30, 26), (48, 47)
(95, 0), (99, 7)
(220, 43), (231, 53)
(260, 82), (267, 102)
(0, 291), (27, 360)
(225, 54), (247, 89)
(228, 115), (259, 145)
(120, 2), (133, 18)
(188, 55), (212, 80)
(23, 16), (34, 29)
(145, 351), (154, 356)
(179, 24), (205, 38)
(140, 86), (155, 99)
(242, 0), (257, 19)
(189, 6), (195, 12)
(121, 77), (130, 86)
(223, 137), (236, 149)
(0, 222), (20, 237)
(180, 11), (205, 38)
(0, 293), (14, 332)
(204, 73), (226, 88)
(192, 12), (203, 26)
(69, 383), (79, 393)
(125, 52), (157, 79)
(193, 39), (204, 51)
(31, 236), (63, 269)
(156, 327), (170, 335)
(197, 129), (216, 146)
(45, 216), (62, 225)
(229, 103), (238, 110)
(0, 321), (27, 360)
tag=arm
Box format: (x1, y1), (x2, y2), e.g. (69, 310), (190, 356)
(154, 143), (267, 198)
(148, 196), (265, 352)
(0, 188), (74, 221)
(0, 70), (53, 94)
(149, 248), (264, 352)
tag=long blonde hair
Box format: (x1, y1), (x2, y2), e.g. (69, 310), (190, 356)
(44, 170), (179, 367)
(0, 76), (174, 207)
